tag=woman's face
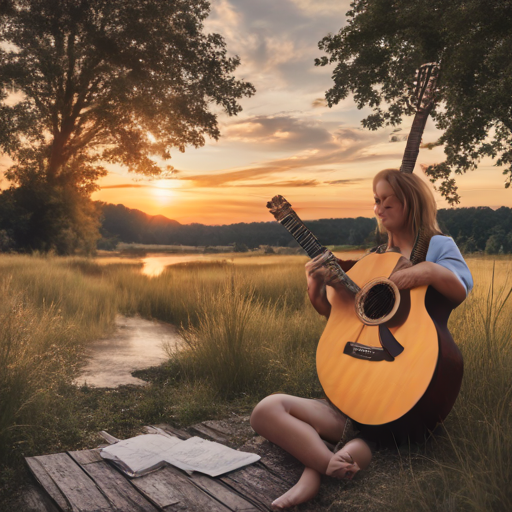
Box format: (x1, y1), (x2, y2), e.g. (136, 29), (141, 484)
(373, 179), (407, 233)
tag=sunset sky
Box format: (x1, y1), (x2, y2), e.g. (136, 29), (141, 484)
(4, 0), (512, 225)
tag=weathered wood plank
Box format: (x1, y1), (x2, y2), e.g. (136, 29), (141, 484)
(238, 437), (303, 487)
(69, 450), (160, 512)
(220, 463), (290, 511)
(203, 420), (249, 438)
(29, 453), (113, 512)
(189, 423), (230, 444)
(152, 424), (191, 440)
(190, 473), (259, 512)
(20, 483), (61, 512)
(26, 457), (71, 511)
(129, 470), (182, 509)
(133, 465), (232, 512)
(98, 431), (120, 445)
(69, 448), (103, 464)
(142, 426), (182, 441)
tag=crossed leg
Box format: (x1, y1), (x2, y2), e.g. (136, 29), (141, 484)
(250, 394), (372, 509)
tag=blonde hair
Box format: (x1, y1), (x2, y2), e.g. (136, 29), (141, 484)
(372, 169), (442, 240)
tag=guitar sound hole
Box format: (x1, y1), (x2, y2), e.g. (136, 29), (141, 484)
(363, 283), (395, 320)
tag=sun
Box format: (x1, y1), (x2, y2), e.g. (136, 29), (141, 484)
(150, 180), (179, 205)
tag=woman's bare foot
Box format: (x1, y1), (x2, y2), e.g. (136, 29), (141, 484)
(271, 467), (321, 510)
(325, 450), (360, 480)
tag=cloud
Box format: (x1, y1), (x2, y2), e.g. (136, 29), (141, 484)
(290, 0), (352, 16)
(179, 138), (398, 188)
(224, 114), (336, 151)
(312, 98), (327, 108)
(174, 117), (400, 188)
(325, 179), (366, 185)
(233, 179), (320, 188)
(100, 184), (145, 189)
(205, 0), (349, 92)
(179, 167), (275, 187)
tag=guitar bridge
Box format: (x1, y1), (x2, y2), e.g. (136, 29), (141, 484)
(343, 342), (394, 362)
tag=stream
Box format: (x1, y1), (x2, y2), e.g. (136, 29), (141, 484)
(73, 315), (182, 388)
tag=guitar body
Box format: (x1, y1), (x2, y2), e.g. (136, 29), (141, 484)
(316, 251), (463, 433)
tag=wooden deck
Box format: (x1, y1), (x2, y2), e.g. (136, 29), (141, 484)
(24, 419), (306, 512)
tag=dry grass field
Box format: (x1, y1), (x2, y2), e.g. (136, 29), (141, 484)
(0, 252), (510, 511)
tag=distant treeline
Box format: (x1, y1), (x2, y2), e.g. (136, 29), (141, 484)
(437, 206), (512, 254)
(98, 202), (378, 249)
(98, 203), (512, 254)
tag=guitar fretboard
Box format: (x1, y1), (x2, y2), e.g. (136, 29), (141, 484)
(267, 197), (360, 295)
(279, 213), (324, 259)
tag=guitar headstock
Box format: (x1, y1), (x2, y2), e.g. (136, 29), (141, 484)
(410, 63), (439, 113)
(267, 195), (293, 222)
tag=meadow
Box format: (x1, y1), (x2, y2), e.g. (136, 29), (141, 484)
(0, 252), (511, 511)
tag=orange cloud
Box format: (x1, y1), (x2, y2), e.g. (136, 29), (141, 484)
(100, 184), (146, 189)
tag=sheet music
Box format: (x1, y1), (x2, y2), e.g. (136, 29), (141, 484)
(101, 434), (183, 473)
(164, 436), (261, 477)
(100, 433), (260, 477)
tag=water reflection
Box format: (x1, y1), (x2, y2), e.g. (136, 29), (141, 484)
(141, 253), (229, 276)
(74, 315), (181, 388)
(141, 250), (366, 277)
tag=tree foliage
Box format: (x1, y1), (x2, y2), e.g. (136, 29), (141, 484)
(0, 0), (254, 253)
(0, 182), (101, 253)
(316, 0), (512, 204)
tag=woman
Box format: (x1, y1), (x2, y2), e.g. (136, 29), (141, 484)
(250, 169), (473, 509)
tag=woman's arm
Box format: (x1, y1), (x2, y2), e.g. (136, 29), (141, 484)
(307, 278), (332, 318)
(306, 265), (332, 318)
(305, 254), (341, 318)
(389, 261), (467, 305)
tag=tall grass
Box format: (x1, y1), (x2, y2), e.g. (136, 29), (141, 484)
(0, 254), (117, 341)
(0, 280), (73, 451)
(105, 259), (309, 326)
(170, 269), (325, 398)
(427, 260), (512, 511)
(0, 255), (119, 459)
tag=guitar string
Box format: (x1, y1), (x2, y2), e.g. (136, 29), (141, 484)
(285, 209), (396, 318)
(281, 213), (402, 309)
(283, 213), (395, 315)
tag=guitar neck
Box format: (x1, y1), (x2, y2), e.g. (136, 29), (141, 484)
(400, 106), (433, 173)
(267, 196), (360, 294)
(278, 210), (325, 259)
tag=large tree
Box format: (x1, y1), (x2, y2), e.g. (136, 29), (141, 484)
(316, 0), (512, 204)
(0, 0), (254, 252)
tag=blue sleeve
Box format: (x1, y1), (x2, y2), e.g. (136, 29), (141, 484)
(426, 236), (473, 295)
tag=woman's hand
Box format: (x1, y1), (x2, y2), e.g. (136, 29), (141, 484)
(305, 254), (327, 282)
(389, 260), (467, 305)
(305, 252), (340, 287)
(388, 257), (416, 289)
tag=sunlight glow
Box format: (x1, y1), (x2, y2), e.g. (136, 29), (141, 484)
(150, 181), (178, 205)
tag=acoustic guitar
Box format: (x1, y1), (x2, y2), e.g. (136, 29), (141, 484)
(267, 196), (463, 432)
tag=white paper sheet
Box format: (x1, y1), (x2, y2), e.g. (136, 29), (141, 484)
(101, 434), (183, 474)
(100, 433), (260, 477)
(164, 436), (261, 477)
